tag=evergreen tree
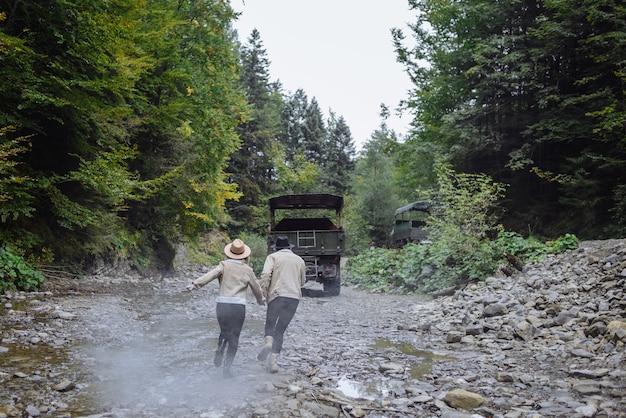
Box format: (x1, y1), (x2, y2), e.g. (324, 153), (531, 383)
(350, 126), (403, 247)
(302, 98), (326, 164)
(279, 89), (309, 161)
(227, 29), (282, 234)
(322, 112), (357, 194)
(279, 90), (328, 165)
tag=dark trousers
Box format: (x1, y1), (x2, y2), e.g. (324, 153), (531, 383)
(264, 297), (299, 354)
(216, 303), (245, 363)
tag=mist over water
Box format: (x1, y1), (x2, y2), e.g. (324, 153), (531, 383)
(76, 282), (270, 415)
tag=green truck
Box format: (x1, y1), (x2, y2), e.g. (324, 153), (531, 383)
(267, 193), (345, 296)
(390, 200), (432, 248)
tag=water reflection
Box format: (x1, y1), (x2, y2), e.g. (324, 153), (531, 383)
(0, 340), (95, 416)
(372, 338), (457, 379)
(335, 338), (457, 399)
(336, 376), (394, 400)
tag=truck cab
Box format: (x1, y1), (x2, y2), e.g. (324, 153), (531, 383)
(267, 194), (345, 295)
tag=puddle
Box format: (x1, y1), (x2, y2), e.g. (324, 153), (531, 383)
(336, 338), (457, 399)
(0, 342), (96, 416)
(2, 299), (30, 311)
(372, 338), (457, 379)
(336, 376), (398, 400)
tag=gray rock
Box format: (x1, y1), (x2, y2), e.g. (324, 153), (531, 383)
(570, 348), (594, 358)
(302, 400), (340, 417)
(443, 388), (485, 411)
(378, 362), (404, 374)
(52, 379), (75, 392)
(483, 303), (508, 317)
(568, 368), (610, 379)
(465, 325), (482, 335)
(25, 405), (40, 417)
(52, 310), (76, 320)
(575, 403), (598, 417)
(573, 381), (602, 395)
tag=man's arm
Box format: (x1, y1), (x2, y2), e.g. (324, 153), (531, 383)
(259, 255), (274, 297)
(299, 258), (306, 287)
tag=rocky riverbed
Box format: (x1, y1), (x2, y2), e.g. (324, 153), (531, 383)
(1, 239), (625, 417)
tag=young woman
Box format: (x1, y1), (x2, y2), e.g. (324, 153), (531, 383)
(186, 239), (265, 377)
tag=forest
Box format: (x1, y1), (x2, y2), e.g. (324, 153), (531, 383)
(0, 0), (624, 291)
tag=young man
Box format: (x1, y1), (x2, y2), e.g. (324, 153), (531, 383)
(257, 236), (306, 373)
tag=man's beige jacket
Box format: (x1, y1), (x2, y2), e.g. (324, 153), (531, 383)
(260, 249), (306, 303)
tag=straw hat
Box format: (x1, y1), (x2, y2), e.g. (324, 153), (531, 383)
(224, 239), (251, 259)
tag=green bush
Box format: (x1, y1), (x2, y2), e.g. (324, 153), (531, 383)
(344, 233), (579, 294)
(0, 246), (44, 293)
(237, 232), (268, 276)
(344, 165), (580, 294)
(344, 247), (404, 292)
(491, 231), (579, 263)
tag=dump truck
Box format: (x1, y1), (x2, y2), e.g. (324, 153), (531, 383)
(267, 193), (345, 296)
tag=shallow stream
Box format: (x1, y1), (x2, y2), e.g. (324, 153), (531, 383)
(1, 279), (454, 416)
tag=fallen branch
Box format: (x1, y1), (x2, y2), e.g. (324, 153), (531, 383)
(504, 252), (524, 271)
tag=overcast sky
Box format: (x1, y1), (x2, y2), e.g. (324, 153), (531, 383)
(232, 0), (417, 150)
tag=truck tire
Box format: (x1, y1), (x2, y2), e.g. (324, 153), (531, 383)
(324, 277), (341, 296)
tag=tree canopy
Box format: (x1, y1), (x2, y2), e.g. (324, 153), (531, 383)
(0, 0), (245, 268)
(393, 0), (626, 238)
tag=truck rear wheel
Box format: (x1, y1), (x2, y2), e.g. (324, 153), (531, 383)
(324, 277), (341, 296)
